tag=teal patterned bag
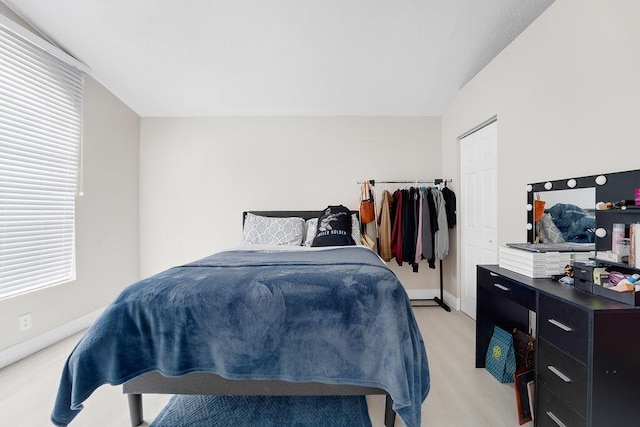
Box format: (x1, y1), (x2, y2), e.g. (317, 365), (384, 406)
(485, 326), (516, 383)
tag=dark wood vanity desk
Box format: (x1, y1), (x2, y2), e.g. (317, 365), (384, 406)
(476, 265), (640, 427)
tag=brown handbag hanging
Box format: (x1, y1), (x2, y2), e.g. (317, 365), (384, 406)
(360, 181), (375, 224)
(512, 328), (535, 370)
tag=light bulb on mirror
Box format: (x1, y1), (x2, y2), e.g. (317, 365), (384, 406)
(527, 204), (532, 211)
(567, 179), (577, 188)
(595, 175), (607, 186)
(526, 185), (533, 192)
(595, 228), (607, 238)
(526, 223), (533, 230)
(544, 182), (553, 190)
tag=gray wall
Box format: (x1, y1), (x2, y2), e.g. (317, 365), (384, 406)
(139, 116), (444, 296)
(441, 0), (640, 298)
(0, 55), (141, 352)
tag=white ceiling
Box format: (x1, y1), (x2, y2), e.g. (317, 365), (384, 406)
(4, 0), (554, 117)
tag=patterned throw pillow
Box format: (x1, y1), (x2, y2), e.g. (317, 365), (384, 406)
(242, 213), (305, 246)
(538, 213), (565, 244)
(311, 206), (356, 247)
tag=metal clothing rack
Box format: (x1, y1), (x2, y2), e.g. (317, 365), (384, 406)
(358, 178), (452, 312)
(410, 259), (450, 312)
(357, 179), (452, 186)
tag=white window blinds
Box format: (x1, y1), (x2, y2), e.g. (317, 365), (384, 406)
(0, 19), (85, 299)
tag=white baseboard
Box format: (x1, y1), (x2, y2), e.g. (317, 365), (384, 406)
(0, 307), (104, 370)
(407, 288), (460, 311)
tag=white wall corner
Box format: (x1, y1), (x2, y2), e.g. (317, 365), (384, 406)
(0, 307), (104, 370)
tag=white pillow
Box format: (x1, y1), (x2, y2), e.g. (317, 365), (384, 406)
(351, 214), (362, 245)
(304, 214), (362, 246)
(303, 218), (318, 247)
(242, 213), (305, 246)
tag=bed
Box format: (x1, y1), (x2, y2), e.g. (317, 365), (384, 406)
(51, 210), (429, 427)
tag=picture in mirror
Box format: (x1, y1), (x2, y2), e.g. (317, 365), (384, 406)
(533, 187), (596, 247)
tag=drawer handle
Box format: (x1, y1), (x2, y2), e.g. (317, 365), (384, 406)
(489, 272), (499, 277)
(546, 411), (567, 427)
(493, 283), (510, 291)
(548, 318), (573, 332)
(547, 365), (572, 383)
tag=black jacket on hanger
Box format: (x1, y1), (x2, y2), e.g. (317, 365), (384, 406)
(442, 187), (457, 229)
(425, 188), (438, 269)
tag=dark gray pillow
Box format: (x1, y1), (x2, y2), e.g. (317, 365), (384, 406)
(311, 205), (355, 247)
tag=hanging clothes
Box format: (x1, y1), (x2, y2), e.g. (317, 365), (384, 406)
(415, 190), (423, 265)
(433, 188), (449, 260)
(422, 187), (438, 269)
(401, 188), (418, 268)
(419, 188), (432, 265)
(390, 189), (404, 266)
(442, 186), (457, 229)
(371, 180), (455, 269)
(378, 190), (393, 262)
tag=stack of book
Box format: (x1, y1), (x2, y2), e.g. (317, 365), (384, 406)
(499, 246), (594, 278)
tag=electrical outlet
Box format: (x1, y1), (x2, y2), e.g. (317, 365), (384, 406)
(19, 313), (32, 331)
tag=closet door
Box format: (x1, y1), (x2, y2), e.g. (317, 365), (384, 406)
(459, 120), (498, 319)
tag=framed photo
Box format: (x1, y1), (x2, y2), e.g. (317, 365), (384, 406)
(514, 367), (535, 424)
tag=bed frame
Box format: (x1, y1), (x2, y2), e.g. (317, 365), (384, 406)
(123, 210), (397, 427)
(241, 210), (359, 222)
(123, 373), (395, 426)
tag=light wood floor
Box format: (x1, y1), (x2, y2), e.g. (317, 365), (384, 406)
(0, 307), (527, 426)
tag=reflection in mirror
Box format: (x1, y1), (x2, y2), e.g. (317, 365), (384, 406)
(533, 187), (596, 246)
(526, 173), (602, 247)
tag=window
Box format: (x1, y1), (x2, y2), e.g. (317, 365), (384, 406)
(0, 15), (87, 299)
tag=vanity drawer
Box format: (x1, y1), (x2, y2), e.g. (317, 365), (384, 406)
(572, 262), (595, 282)
(537, 384), (587, 427)
(572, 262), (600, 293)
(478, 270), (536, 311)
(538, 338), (587, 417)
(573, 277), (593, 293)
(538, 294), (589, 363)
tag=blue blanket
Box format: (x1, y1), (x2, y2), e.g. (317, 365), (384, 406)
(547, 203), (595, 243)
(51, 247), (429, 426)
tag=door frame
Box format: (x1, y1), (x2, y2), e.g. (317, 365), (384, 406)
(458, 116), (498, 319)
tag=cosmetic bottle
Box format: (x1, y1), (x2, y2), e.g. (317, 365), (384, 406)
(612, 223), (625, 254)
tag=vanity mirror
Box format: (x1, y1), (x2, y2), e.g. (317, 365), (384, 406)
(526, 175), (598, 248)
(526, 169), (640, 252)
